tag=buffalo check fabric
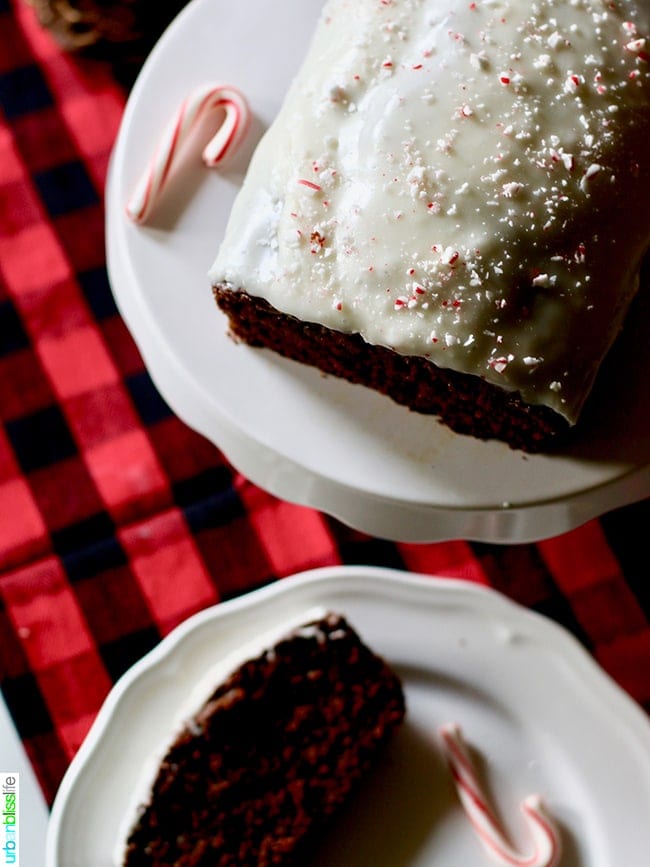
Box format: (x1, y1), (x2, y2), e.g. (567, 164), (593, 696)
(0, 0), (648, 807)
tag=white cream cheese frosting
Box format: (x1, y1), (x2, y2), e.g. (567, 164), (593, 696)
(210, 0), (650, 423)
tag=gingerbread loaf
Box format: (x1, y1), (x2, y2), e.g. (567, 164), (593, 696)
(210, 0), (650, 451)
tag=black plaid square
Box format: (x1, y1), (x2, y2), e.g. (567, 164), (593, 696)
(601, 501), (650, 617)
(0, 65), (53, 119)
(181, 476), (244, 531)
(54, 513), (122, 570)
(0, 300), (29, 356)
(6, 404), (77, 472)
(33, 160), (99, 218)
(78, 267), (118, 320)
(1, 673), (53, 738)
(100, 627), (160, 682)
(126, 371), (172, 425)
(62, 535), (127, 583)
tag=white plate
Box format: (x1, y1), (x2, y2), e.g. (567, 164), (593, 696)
(47, 566), (650, 867)
(105, 0), (650, 543)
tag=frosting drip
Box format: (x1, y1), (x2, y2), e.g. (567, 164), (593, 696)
(210, 0), (650, 422)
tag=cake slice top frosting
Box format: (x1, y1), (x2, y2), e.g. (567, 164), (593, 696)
(210, 0), (650, 423)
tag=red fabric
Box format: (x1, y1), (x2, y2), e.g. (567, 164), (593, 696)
(0, 0), (648, 808)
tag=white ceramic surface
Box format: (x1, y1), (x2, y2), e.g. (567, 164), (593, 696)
(105, 0), (650, 543)
(47, 566), (650, 867)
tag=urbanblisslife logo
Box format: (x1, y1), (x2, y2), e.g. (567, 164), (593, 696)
(1, 774), (17, 866)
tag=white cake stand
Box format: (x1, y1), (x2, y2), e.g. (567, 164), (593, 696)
(106, 0), (650, 544)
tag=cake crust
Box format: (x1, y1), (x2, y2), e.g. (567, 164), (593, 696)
(214, 286), (568, 452)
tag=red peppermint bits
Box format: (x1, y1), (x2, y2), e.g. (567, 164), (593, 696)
(298, 179), (322, 192)
(489, 356), (511, 373)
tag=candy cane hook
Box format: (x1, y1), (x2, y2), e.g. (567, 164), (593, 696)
(439, 723), (561, 867)
(126, 82), (251, 225)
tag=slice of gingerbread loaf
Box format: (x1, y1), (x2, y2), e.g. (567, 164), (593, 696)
(119, 612), (405, 866)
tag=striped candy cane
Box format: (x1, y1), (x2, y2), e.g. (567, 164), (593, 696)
(439, 723), (561, 867)
(126, 82), (251, 224)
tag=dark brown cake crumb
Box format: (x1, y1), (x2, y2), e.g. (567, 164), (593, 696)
(122, 613), (405, 866)
(213, 286), (569, 453)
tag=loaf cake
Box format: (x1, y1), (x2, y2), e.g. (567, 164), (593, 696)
(118, 612), (405, 866)
(210, 0), (650, 451)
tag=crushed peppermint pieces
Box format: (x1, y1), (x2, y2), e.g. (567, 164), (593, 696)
(580, 163), (602, 191)
(297, 179), (323, 193)
(489, 355), (515, 374)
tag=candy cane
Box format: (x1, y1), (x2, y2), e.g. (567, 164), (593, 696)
(126, 83), (251, 225)
(439, 723), (561, 867)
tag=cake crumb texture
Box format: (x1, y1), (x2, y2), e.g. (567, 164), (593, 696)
(122, 613), (405, 866)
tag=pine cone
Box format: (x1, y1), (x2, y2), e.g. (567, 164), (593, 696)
(26, 0), (142, 49)
(25, 0), (191, 85)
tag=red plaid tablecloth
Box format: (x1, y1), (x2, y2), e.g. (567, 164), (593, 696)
(0, 0), (648, 808)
